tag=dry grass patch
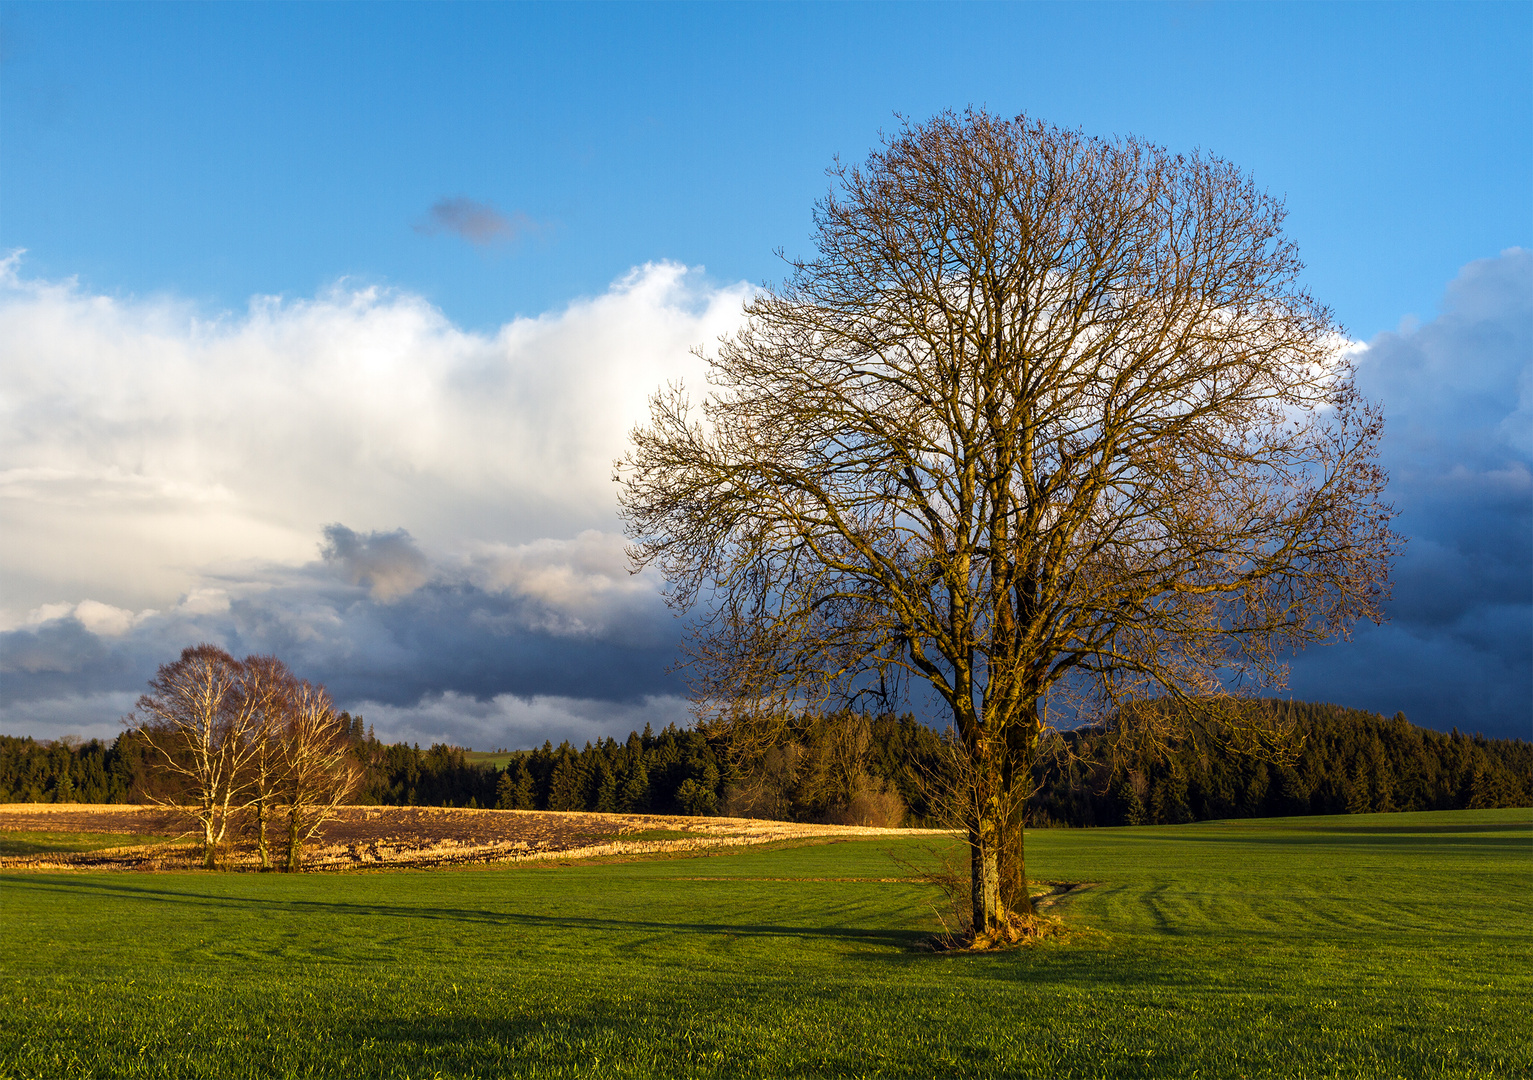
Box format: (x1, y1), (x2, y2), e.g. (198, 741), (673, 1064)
(0, 803), (941, 871)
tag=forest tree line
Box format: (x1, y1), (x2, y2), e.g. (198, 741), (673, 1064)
(3, 700), (1529, 826)
(1031, 701), (1533, 826)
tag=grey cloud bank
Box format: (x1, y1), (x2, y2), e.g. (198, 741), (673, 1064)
(1288, 249), (1531, 738)
(0, 527), (686, 746)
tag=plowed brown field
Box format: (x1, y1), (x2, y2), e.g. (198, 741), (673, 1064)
(0, 803), (937, 871)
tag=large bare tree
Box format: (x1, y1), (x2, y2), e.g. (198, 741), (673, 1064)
(619, 110), (1396, 940)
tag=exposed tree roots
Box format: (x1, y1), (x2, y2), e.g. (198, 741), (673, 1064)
(917, 881), (1095, 952)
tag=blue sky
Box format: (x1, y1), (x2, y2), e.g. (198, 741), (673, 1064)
(2, 2), (1529, 745)
(6, 2), (1528, 335)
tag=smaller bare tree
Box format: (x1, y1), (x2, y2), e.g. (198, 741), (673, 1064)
(275, 680), (360, 872)
(133, 645), (262, 868)
(240, 655), (300, 871)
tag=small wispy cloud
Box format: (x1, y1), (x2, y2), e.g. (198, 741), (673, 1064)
(413, 196), (531, 247)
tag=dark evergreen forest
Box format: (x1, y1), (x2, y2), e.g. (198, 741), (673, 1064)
(3, 701), (1528, 826)
(1031, 701), (1533, 826)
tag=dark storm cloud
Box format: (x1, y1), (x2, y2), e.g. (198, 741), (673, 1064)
(1288, 249), (1532, 738)
(321, 524), (430, 601)
(413, 196), (529, 246)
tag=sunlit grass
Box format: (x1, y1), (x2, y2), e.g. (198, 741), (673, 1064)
(461, 750), (517, 771)
(1, 808), (1528, 1078)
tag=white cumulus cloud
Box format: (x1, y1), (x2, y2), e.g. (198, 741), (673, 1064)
(0, 257), (747, 747)
(0, 254), (747, 621)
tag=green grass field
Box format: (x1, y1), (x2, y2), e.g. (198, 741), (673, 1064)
(2, 808), (1528, 1078)
(462, 750), (517, 771)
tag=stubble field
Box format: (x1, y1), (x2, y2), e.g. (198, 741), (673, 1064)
(1, 807), (1528, 1078)
(0, 803), (924, 871)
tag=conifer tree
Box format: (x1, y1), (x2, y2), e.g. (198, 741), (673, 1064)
(620, 756), (651, 813)
(547, 752), (583, 812)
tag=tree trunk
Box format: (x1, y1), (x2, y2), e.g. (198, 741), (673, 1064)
(1001, 815), (1033, 917)
(256, 798), (271, 871)
(970, 820), (1002, 934)
(201, 815), (218, 870)
(964, 726), (1014, 936)
(967, 713), (1039, 937)
(1000, 716), (1038, 917)
(285, 809), (302, 872)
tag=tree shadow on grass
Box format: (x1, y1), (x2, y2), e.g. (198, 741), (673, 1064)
(1295, 821), (1531, 835)
(853, 932), (1199, 993)
(1114, 823), (1528, 850)
(0, 874), (930, 951)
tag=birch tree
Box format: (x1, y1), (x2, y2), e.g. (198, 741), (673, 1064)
(275, 679), (359, 871)
(241, 655), (299, 871)
(618, 110), (1397, 942)
(134, 645), (261, 868)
